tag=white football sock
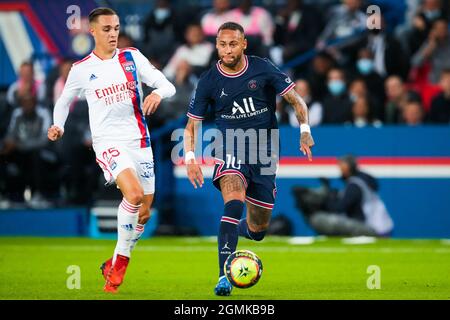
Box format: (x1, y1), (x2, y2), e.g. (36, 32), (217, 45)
(129, 223), (145, 252)
(113, 198), (140, 264)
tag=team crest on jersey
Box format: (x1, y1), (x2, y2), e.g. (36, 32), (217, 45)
(248, 79), (258, 90)
(122, 61), (136, 73)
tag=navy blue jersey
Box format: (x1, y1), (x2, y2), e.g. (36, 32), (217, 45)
(187, 55), (295, 161)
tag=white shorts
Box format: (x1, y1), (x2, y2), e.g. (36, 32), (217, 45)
(94, 143), (155, 195)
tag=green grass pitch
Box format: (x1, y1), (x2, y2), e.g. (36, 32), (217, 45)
(0, 236), (449, 300)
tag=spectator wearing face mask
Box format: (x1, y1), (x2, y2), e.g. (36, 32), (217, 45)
(321, 68), (353, 124)
(350, 48), (385, 116)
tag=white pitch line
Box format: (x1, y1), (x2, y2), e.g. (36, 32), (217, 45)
(2, 245), (450, 254)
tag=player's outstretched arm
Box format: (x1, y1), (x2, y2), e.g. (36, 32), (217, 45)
(282, 89), (315, 161)
(184, 118), (204, 189)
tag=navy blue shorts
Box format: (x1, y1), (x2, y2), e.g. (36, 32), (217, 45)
(212, 156), (277, 210)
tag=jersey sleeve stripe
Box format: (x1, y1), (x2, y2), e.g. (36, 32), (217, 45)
(187, 112), (205, 120)
(278, 82), (295, 96)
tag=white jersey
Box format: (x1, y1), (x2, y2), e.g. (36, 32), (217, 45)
(53, 47), (176, 149)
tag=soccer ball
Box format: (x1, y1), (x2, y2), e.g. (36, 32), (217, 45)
(224, 250), (263, 288)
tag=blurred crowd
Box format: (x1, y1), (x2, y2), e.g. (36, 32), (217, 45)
(1, 0), (450, 208)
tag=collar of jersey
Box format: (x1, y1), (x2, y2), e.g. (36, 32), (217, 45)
(216, 55), (248, 78)
(91, 49), (118, 61)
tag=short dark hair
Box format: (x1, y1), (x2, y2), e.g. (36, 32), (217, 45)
(218, 22), (244, 35)
(88, 7), (117, 24)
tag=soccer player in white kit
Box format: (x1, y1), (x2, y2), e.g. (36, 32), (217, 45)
(47, 7), (176, 293)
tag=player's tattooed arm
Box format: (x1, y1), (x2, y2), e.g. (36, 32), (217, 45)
(282, 89), (315, 161)
(184, 118), (204, 188)
(283, 89), (309, 126)
(184, 118), (200, 153)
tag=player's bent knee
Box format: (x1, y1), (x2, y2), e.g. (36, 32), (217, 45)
(126, 189), (144, 206)
(223, 191), (246, 203)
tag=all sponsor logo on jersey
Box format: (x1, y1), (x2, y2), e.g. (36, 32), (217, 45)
(121, 61), (136, 73)
(232, 97), (256, 115)
(222, 97), (268, 120)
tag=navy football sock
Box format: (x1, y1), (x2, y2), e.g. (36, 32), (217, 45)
(218, 200), (244, 277)
(238, 218), (266, 241)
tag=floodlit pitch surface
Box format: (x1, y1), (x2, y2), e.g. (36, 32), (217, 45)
(0, 237), (449, 299)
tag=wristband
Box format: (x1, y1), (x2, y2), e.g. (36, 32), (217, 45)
(185, 151), (195, 163)
(300, 124), (311, 134)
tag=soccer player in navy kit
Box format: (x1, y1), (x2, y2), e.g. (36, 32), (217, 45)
(183, 22), (315, 296)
